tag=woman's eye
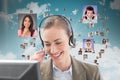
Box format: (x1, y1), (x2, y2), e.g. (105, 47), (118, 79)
(56, 42), (61, 45)
(45, 44), (50, 46)
(24, 20), (27, 22)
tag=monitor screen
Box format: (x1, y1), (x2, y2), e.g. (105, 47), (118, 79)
(0, 60), (42, 80)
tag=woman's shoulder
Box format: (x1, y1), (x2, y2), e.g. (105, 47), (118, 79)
(32, 29), (37, 37)
(18, 29), (22, 37)
(72, 57), (102, 80)
(40, 59), (51, 70)
(81, 61), (98, 70)
(72, 57), (98, 71)
(40, 59), (53, 78)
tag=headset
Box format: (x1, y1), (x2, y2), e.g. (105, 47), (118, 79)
(38, 15), (75, 47)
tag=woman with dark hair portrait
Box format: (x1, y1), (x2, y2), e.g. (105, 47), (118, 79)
(18, 14), (37, 37)
(30, 15), (102, 80)
(82, 6), (97, 23)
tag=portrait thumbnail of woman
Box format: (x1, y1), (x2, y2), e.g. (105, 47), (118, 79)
(18, 14), (37, 37)
(82, 5), (97, 24)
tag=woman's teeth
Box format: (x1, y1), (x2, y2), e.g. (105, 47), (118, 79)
(53, 52), (62, 58)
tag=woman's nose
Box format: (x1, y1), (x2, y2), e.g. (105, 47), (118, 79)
(50, 45), (58, 54)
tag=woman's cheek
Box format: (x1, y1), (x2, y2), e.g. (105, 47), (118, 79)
(44, 47), (50, 54)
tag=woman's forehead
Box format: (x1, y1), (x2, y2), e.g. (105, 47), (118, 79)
(42, 27), (66, 35)
(41, 25), (66, 33)
(41, 27), (68, 40)
(25, 17), (30, 20)
(87, 10), (93, 13)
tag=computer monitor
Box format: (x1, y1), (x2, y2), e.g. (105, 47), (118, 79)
(0, 60), (42, 80)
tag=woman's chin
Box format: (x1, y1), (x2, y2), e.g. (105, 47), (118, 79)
(52, 52), (64, 62)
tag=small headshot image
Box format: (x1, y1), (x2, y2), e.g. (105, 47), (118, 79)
(82, 5), (97, 24)
(88, 32), (93, 37)
(18, 14), (37, 37)
(83, 39), (94, 53)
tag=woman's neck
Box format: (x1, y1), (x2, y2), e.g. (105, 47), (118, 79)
(53, 55), (71, 72)
(23, 28), (29, 32)
(22, 28), (31, 36)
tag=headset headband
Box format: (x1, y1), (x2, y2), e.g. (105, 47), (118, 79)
(38, 15), (75, 47)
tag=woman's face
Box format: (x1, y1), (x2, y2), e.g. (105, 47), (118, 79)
(41, 26), (70, 63)
(23, 17), (31, 28)
(86, 10), (94, 19)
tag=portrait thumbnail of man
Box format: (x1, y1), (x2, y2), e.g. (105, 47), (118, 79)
(83, 39), (94, 53)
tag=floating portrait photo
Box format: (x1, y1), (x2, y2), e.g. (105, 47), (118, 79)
(83, 39), (95, 53)
(82, 5), (97, 24)
(18, 14), (37, 37)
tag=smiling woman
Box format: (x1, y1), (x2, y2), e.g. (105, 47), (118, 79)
(18, 14), (37, 37)
(30, 15), (103, 80)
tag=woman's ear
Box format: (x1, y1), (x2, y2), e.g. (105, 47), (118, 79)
(70, 32), (72, 37)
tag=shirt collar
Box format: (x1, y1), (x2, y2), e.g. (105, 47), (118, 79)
(53, 64), (72, 75)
